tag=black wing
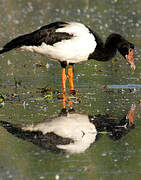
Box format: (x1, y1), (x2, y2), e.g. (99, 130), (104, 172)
(0, 21), (73, 54)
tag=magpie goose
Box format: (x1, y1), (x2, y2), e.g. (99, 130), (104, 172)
(0, 21), (135, 94)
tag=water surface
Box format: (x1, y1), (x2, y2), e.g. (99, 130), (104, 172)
(0, 0), (141, 180)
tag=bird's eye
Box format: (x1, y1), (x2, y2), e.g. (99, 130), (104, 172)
(122, 47), (128, 54)
(130, 43), (134, 49)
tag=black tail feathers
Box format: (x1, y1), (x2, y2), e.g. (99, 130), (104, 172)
(0, 32), (35, 54)
(0, 48), (7, 54)
(0, 35), (24, 54)
(0, 36), (23, 54)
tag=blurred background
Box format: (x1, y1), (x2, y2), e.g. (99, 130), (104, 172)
(0, 0), (141, 179)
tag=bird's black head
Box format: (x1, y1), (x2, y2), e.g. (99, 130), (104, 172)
(118, 40), (135, 70)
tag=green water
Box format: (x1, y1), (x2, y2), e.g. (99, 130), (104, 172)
(0, 0), (141, 179)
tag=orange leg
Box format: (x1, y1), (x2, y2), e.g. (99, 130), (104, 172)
(61, 67), (67, 94)
(68, 64), (74, 92)
(61, 67), (67, 109)
(62, 92), (66, 109)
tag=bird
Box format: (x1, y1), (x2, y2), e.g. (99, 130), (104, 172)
(0, 21), (135, 94)
(0, 105), (135, 153)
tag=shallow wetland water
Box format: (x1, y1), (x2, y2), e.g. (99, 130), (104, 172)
(0, 0), (141, 179)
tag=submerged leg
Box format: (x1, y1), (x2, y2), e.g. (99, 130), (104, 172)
(68, 63), (75, 94)
(62, 92), (66, 109)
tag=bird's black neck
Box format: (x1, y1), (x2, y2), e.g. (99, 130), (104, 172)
(88, 32), (123, 61)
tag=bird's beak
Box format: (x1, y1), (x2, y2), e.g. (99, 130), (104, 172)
(125, 48), (135, 71)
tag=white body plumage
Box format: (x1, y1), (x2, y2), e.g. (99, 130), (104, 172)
(20, 22), (97, 64)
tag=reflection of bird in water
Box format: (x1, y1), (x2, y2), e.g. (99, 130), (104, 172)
(0, 21), (135, 94)
(0, 105), (135, 154)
